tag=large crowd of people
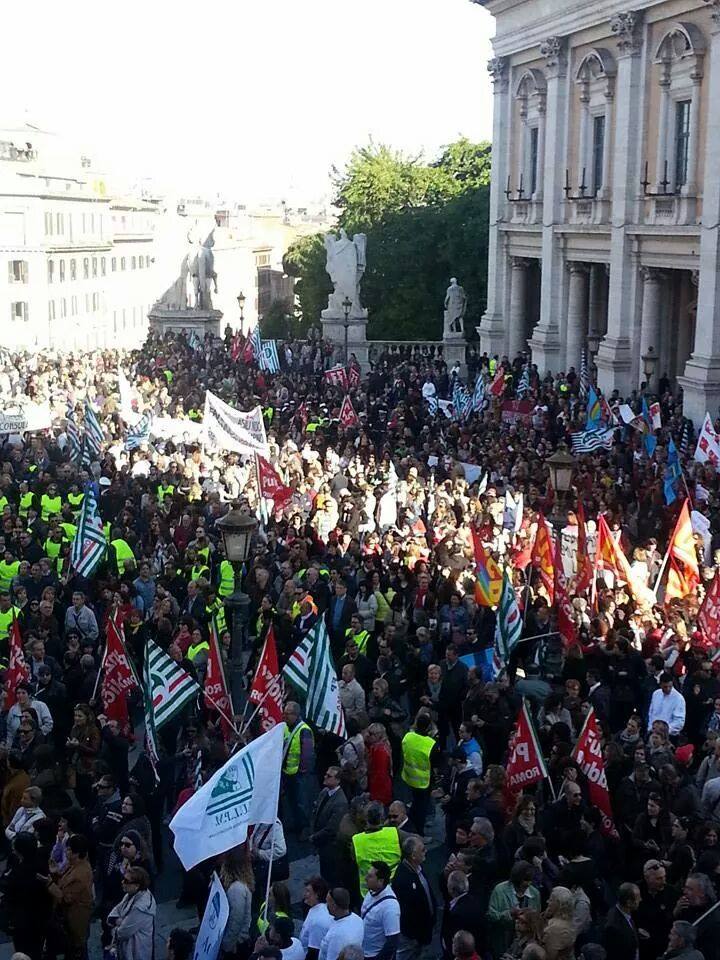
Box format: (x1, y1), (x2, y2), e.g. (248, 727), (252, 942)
(0, 325), (718, 960)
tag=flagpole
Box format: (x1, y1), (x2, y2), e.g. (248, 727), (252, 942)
(652, 501), (686, 596)
(262, 817), (279, 923)
(204, 692), (241, 736)
(239, 685), (276, 735)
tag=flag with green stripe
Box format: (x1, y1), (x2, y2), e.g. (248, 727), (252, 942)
(283, 621), (345, 736)
(145, 637), (199, 729)
(495, 570), (523, 662)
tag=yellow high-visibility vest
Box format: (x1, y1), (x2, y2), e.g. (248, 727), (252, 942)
(401, 731), (435, 790)
(41, 494), (62, 521)
(352, 828), (401, 896)
(283, 721), (313, 776)
(218, 560), (235, 598)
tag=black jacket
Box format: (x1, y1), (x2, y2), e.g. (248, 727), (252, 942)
(603, 906), (639, 960)
(393, 860), (436, 945)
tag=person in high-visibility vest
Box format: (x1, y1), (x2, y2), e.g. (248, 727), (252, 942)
(40, 483), (63, 522)
(110, 530), (134, 575)
(217, 558), (235, 598)
(0, 551), (20, 594)
(205, 591), (227, 636)
(282, 701), (315, 834)
(17, 483), (36, 519)
(0, 592), (20, 648)
(66, 485), (84, 515)
(351, 801), (402, 898)
(345, 613), (370, 656)
(400, 713), (438, 835)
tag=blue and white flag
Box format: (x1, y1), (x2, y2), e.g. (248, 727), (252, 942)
(194, 872), (229, 960)
(125, 413), (151, 451)
(516, 365), (531, 398)
(249, 326), (262, 362)
(472, 374), (486, 413)
(66, 403), (82, 466)
(680, 419), (693, 456)
(579, 349), (590, 401)
(70, 484), (106, 578)
(259, 339), (280, 374)
(570, 427), (615, 454)
(82, 399), (104, 467)
(426, 396), (439, 416)
(170, 723), (284, 871)
(188, 330), (202, 351)
(453, 380), (472, 422)
(664, 439), (682, 505)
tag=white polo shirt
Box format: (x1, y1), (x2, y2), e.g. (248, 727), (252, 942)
(301, 902), (333, 951)
(360, 888), (401, 959)
(319, 912), (364, 960)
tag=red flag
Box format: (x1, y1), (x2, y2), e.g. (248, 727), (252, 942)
(204, 624), (234, 739)
(339, 395), (359, 428)
(297, 402), (308, 429)
(489, 366), (505, 397)
(5, 616), (30, 709)
(531, 513), (554, 604)
(665, 499), (700, 601)
(572, 708), (619, 838)
(347, 363), (361, 391)
(325, 366), (348, 391)
(574, 501), (593, 596)
(101, 615), (139, 733)
(596, 514), (633, 588)
(248, 626), (283, 732)
(554, 537), (577, 648)
(230, 333), (242, 362)
(506, 700), (549, 794)
(699, 569), (720, 646)
(256, 454), (293, 511)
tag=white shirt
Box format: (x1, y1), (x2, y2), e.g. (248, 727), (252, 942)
(282, 938), (306, 960)
(361, 888), (401, 958)
(647, 686), (686, 735)
(301, 903), (333, 951)
(6, 699), (53, 746)
(318, 912), (364, 960)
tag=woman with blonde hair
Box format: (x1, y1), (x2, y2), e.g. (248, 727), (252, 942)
(541, 886), (577, 960)
(220, 845), (255, 960)
(503, 908), (544, 960)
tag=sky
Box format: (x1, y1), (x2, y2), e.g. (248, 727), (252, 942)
(3, 0), (495, 205)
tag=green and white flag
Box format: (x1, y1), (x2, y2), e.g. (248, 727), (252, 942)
(495, 570), (523, 662)
(283, 621), (346, 737)
(145, 638), (199, 730)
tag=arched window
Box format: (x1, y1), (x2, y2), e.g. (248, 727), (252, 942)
(652, 22), (705, 193)
(514, 68), (547, 199)
(574, 49), (616, 197)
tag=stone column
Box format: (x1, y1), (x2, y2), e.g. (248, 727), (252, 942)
(577, 82), (590, 189)
(680, 2), (720, 423)
(508, 258), (530, 359)
(598, 95), (613, 200)
(479, 57), (510, 357)
(685, 74), (703, 195)
(535, 106), (546, 201)
(596, 10), (645, 396)
(589, 263), (609, 337)
(655, 63), (671, 190)
(529, 36), (567, 373)
(566, 263), (590, 373)
(639, 268), (667, 383)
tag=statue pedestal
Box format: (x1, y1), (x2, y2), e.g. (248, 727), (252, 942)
(442, 331), (467, 376)
(321, 311), (369, 368)
(148, 306), (224, 338)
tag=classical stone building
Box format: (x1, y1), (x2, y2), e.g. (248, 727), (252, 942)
(475, 0), (720, 425)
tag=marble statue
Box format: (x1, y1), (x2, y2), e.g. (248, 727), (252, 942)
(154, 236), (192, 311)
(189, 230), (218, 310)
(444, 277), (467, 335)
(324, 229), (366, 315)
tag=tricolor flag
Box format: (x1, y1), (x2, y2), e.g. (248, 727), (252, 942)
(259, 339), (281, 374)
(472, 374), (486, 413)
(453, 380), (472, 422)
(471, 528), (503, 607)
(283, 621), (345, 736)
(495, 570), (522, 661)
(506, 700), (548, 794)
(66, 402), (82, 466)
(145, 637), (199, 730)
(70, 484), (107, 578)
(82, 398), (104, 466)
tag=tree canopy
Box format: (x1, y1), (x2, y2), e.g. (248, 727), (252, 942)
(284, 138), (491, 341)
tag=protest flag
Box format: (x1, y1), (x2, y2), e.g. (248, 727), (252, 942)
(6, 616), (30, 709)
(664, 499), (700, 601)
(100, 614), (139, 734)
(70, 484), (106, 579)
(530, 514), (554, 604)
(170, 723), (284, 870)
(495, 570), (522, 661)
(325, 366), (348, 391)
(204, 622), (235, 740)
(145, 638), (199, 730)
(698, 569), (720, 646)
(506, 700), (549, 794)
(554, 537), (577, 649)
(347, 362), (361, 390)
(471, 528), (503, 607)
(283, 621), (345, 736)
(574, 500), (594, 597)
(194, 872), (230, 960)
(596, 514), (633, 589)
(256, 454), (293, 512)
(339, 395), (359, 428)
(248, 625), (284, 732)
(572, 708), (619, 838)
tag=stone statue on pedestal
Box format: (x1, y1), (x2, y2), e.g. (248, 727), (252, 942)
(189, 229), (218, 310)
(324, 229), (367, 315)
(444, 278), (467, 335)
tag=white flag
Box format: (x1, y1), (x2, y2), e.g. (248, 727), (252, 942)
(203, 390), (269, 456)
(170, 723), (284, 870)
(194, 872), (229, 960)
(694, 413), (720, 470)
(117, 368), (141, 426)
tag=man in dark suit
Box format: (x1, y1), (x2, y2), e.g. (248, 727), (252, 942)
(393, 835), (436, 960)
(309, 765), (348, 886)
(325, 579), (357, 657)
(441, 870), (483, 960)
(603, 882), (641, 960)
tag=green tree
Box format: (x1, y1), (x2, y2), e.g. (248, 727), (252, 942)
(283, 233), (329, 331)
(259, 299), (296, 339)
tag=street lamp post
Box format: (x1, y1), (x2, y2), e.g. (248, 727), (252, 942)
(342, 296), (352, 365)
(236, 292), (246, 334)
(546, 443), (575, 531)
(642, 346), (657, 391)
(586, 332), (601, 381)
(216, 507), (258, 708)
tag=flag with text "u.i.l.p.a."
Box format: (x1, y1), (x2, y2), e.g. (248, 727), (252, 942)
(170, 722), (284, 870)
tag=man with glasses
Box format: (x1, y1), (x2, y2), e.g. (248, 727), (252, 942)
(636, 859), (679, 960)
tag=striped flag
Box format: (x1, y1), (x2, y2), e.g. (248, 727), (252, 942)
(82, 398), (104, 466)
(70, 484), (107, 578)
(188, 330), (201, 351)
(259, 340), (281, 374)
(516, 364), (531, 398)
(570, 427), (615, 454)
(143, 641), (161, 778)
(579, 349), (589, 400)
(145, 637), (199, 729)
(66, 402), (82, 466)
(125, 413), (151, 451)
(248, 326), (262, 363)
(452, 380), (472, 421)
(680, 418), (693, 456)
(495, 570), (522, 661)
(283, 621), (345, 736)
(472, 374), (486, 413)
